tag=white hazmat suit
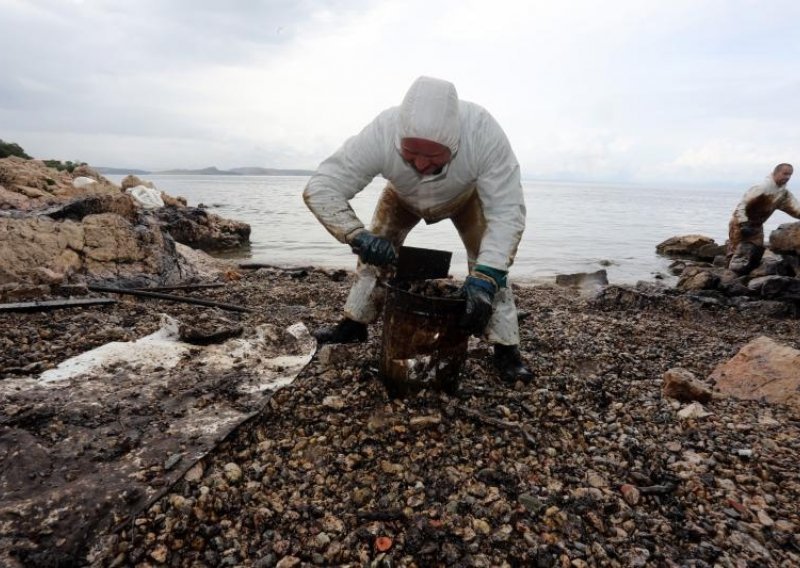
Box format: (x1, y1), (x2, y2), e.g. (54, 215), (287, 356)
(303, 77), (526, 345)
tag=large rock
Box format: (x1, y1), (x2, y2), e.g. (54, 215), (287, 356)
(747, 276), (800, 300)
(677, 267), (719, 291)
(0, 157), (245, 289)
(154, 206), (250, 251)
(555, 269), (608, 290)
(709, 336), (800, 413)
(656, 235), (719, 260)
(769, 222), (800, 254)
(0, 214), (198, 291)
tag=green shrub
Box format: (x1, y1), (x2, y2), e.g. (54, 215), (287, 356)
(0, 139), (32, 159)
(43, 159), (86, 173)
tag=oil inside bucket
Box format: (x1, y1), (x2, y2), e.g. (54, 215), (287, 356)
(380, 282), (468, 396)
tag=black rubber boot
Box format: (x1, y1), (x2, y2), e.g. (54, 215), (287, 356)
(313, 318), (368, 344)
(493, 344), (534, 384)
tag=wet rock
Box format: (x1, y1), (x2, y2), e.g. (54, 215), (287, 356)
(179, 317), (243, 345)
(677, 268), (718, 291)
(44, 193), (137, 222)
(769, 221), (800, 254)
(747, 275), (800, 299)
(153, 206), (251, 251)
(662, 368), (713, 403)
(555, 269), (608, 290)
(656, 234), (718, 259)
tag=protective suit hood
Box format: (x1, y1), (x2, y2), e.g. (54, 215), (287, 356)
(397, 76), (461, 154)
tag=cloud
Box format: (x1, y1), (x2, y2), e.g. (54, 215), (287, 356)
(2, 0), (800, 182)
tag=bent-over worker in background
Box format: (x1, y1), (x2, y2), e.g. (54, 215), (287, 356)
(727, 163), (800, 274)
(303, 76), (533, 383)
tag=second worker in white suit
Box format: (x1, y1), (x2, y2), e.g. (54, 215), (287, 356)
(303, 76), (532, 383)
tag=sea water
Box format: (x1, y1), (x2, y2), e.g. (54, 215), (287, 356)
(107, 175), (798, 285)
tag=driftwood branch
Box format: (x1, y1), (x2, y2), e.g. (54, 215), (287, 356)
(133, 283), (225, 292)
(455, 404), (538, 448)
(0, 297), (117, 313)
(87, 285), (254, 313)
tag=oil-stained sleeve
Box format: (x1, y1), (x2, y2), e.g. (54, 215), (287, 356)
(778, 190), (800, 219)
(473, 113), (526, 271)
(303, 114), (388, 243)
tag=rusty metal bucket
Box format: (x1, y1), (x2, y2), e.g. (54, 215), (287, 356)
(379, 283), (468, 396)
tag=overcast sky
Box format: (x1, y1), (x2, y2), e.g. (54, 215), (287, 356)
(1, 0), (799, 184)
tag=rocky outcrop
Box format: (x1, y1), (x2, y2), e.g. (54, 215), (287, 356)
(0, 157), (245, 295)
(0, 213), (198, 294)
(657, 228), (800, 314)
(0, 157), (119, 211)
(710, 336), (800, 414)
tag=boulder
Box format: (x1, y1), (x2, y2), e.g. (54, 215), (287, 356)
(748, 250), (792, 278)
(154, 206), (250, 251)
(696, 242), (727, 261)
(709, 336), (800, 413)
(769, 222), (800, 254)
(555, 269), (608, 290)
(677, 268), (718, 291)
(0, 213), (201, 292)
(747, 276), (800, 299)
(662, 368), (713, 403)
(656, 235), (718, 259)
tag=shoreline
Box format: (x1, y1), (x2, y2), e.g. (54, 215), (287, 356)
(2, 265), (799, 565)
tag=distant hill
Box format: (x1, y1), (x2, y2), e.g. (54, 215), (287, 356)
(155, 166), (239, 176)
(96, 167), (151, 175)
(229, 167), (315, 176)
(96, 165), (316, 176)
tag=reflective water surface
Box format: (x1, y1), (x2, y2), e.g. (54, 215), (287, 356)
(108, 175), (796, 285)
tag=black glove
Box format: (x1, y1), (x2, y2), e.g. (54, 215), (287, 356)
(739, 223), (757, 238)
(459, 275), (497, 336)
(349, 231), (397, 266)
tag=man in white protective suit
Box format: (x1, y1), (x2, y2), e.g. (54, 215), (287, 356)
(727, 163), (799, 274)
(303, 76), (532, 383)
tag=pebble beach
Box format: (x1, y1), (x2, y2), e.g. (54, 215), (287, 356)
(3, 266), (799, 567)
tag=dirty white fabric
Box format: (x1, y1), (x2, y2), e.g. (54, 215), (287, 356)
(126, 185), (165, 209)
(342, 184), (520, 345)
(304, 76), (525, 272)
(732, 175), (800, 225)
(398, 76), (461, 154)
(344, 269), (519, 345)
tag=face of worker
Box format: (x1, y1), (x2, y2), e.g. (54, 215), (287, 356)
(773, 165), (793, 187)
(400, 138), (452, 176)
